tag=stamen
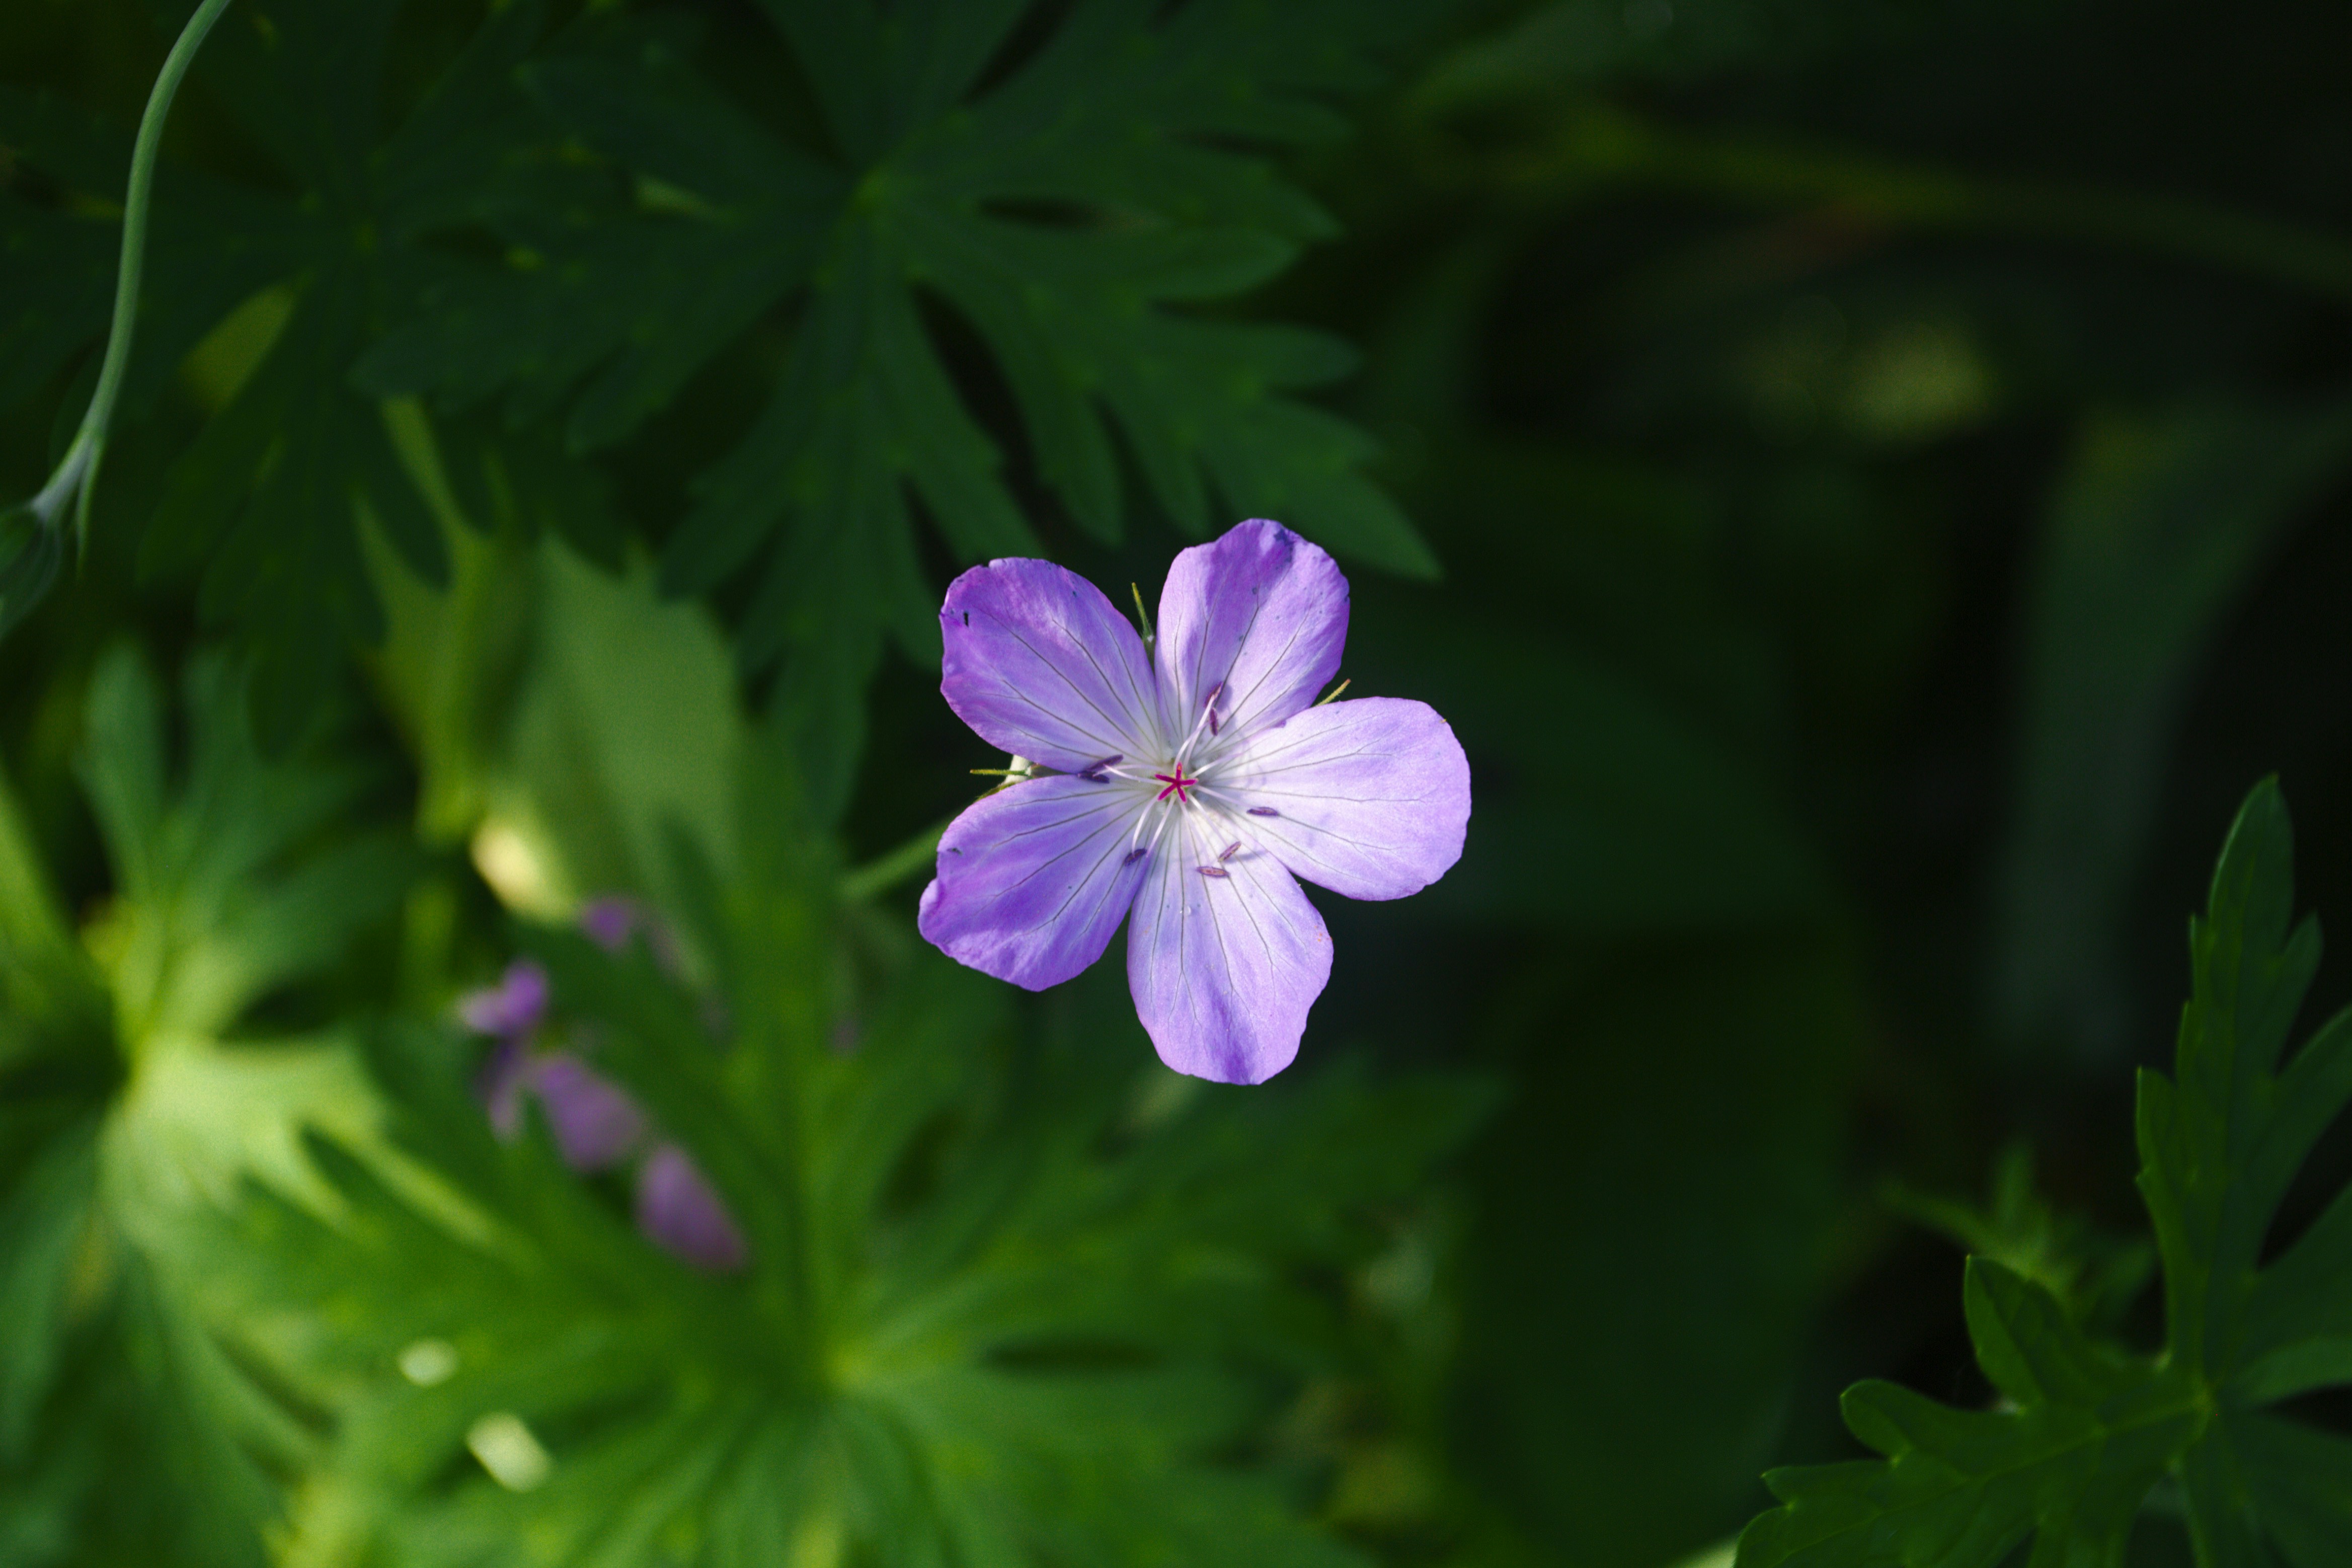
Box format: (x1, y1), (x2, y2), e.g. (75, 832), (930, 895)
(1080, 753), (1123, 782)
(1219, 841), (1240, 861)
(1138, 800), (1181, 860)
(1174, 696), (1217, 763)
(1197, 866), (1229, 879)
(1247, 806), (1279, 817)
(1123, 846), (1148, 866)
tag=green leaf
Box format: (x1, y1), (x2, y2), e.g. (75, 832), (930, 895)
(77, 646), (413, 1044)
(360, 0), (1446, 815)
(1744, 1264), (2195, 1568)
(162, 694), (1486, 1565)
(1883, 1144), (2154, 1335)
(0, 83), (287, 419)
(0, 1), (582, 746)
(371, 516), (746, 923)
(1738, 779), (2352, 1567)
(0, 640), (418, 1564)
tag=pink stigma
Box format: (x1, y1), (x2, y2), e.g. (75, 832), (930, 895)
(1152, 766), (1200, 804)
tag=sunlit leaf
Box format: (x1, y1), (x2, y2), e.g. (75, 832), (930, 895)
(0, 644), (416, 1563)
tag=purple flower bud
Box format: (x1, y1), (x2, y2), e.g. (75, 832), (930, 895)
(636, 1144), (747, 1272)
(579, 897), (639, 953)
(580, 893), (687, 976)
(529, 1053), (647, 1171)
(457, 959), (550, 1040)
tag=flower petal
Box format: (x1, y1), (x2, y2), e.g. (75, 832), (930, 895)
(918, 774), (1153, 991)
(1221, 696), (1471, 901)
(940, 557), (1160, 771)
(530, 1053), (648, 1171)
(1126, 815), (1331, 1084)
(637, 1144), (747, 1272)
(1154, 518), (1347, 740)
(457, 959), (548, 1040)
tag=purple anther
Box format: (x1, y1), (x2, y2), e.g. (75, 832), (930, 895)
(1220, 841), (1241, 860)
(1247, 807), (1280, 817)
(1082, 753), (1123, 782)
(1208, 711), (1220, 736)
(1197, 865), (1229, 879)
(1123, 847), (1149, 866)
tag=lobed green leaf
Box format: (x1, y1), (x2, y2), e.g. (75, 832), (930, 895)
(1741, 779), (2352, 1566)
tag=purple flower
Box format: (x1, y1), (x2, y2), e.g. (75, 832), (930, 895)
(455, 932), (749, 1271)
(579, 897), (640, 953)
(529, 1054), (647, 1171)
(918, 518), (1471, 1084)
(457, 959), (549, 1040)
(636, 1144), (748, 1272)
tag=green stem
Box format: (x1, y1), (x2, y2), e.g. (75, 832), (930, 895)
(839, 818), (950, 903)
(28, 0), (237, 538)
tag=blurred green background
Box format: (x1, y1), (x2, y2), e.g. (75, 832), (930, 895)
(6, 2), (2352, 1565)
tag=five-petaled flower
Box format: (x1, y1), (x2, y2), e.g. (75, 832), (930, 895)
(918, 518), (1471, 1084)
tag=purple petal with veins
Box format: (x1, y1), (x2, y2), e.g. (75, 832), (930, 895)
(637, 1144), (747, 1271)
(1154, 520), (1348, 740)
(918, 773), (1154, 990)
(1128, 812), (1330, 1084)
(939, 557), (1159, 773)
(918, 518), (1469, 1084)
(1219, 696), (1471, 901)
